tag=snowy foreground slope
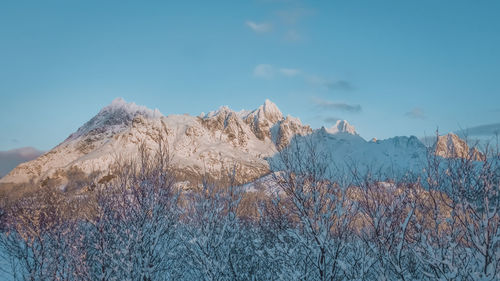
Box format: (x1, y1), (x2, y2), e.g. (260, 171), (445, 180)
(0, 98), (472, 187)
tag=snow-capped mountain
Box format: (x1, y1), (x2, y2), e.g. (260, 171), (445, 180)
(269, 127), (428, 178)
(0, 98), (311, 185)
(324, 120), (357, 135)
(0, 98), (472, 188)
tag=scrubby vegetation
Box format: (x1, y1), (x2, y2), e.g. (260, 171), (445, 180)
(0, 139), (498, 281)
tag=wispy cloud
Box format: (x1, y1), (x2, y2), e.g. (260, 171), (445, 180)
(405, 107), (426, 119)
(253, 64), (275, 79)
(245, 21), (272, 33)
(326, 80), (354, 91)
(307, 75), (353, 92)
(279, 67), (301, 77)
(324, 117), (341, 124)
(455, 122), (500, 137)
(313, 98), (362, 113)
(254, 64), (301, 79)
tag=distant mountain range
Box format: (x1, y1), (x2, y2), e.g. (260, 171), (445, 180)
(0, 147), (44, 178)
(0, 98), (482, 189)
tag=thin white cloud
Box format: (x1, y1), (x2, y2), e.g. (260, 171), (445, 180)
(279, 68), (301, 77)
(254, 64), (302, 79)
(245, 21), (272, 33)
(253, 64), (275, 79)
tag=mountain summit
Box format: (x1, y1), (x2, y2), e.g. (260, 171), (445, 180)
(434, 133), (484, 160)
(325, 120), (357, 135)
(0, 99), (309, 186)
(68, 98), (163, 141)
(0, 98), (479, 190)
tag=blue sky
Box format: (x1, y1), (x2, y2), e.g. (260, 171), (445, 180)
(1, 0), (499, 151)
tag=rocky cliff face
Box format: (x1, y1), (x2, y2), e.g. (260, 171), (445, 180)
(434, 133), (484, 161)
(0, 99), (310, 186)
(1, 99), (484, 190)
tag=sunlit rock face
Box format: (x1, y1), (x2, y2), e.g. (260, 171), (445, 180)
(434, 133), (484, 161)
(1, 99), (304, 186)
(1, 98), (484, 190)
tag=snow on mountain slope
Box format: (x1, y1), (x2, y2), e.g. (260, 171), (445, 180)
(2, 98), (472, 189)
(268, 128), (428, 179)
(325, 120), (357, 135)
(68, 97), (163, 141)
(0, 99), (311, 186)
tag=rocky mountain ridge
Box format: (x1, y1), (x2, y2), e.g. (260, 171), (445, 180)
(0, 98), (312, 186)
(434, 133), (484, 161)
(0, 98), (481, 189)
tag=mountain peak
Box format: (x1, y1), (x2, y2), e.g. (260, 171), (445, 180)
(239, 100), (284, 140)
(263, 99), (280, 112)
(258, 99), (283, 124)
(325, 120), (357, 135)
(69, 98), (163, 140)
(434, 133), (484, 160)
(104, 98), (163, 119)
(203, 105), (235, 119)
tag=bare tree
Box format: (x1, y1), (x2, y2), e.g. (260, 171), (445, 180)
(269, 138), (357, 281)
(0, 130), (498, 281)
(182, 168), (251, 281)
(443, 145), (499, 280)
(85, 139), (182, 281)
(0, 184), (86, 281)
